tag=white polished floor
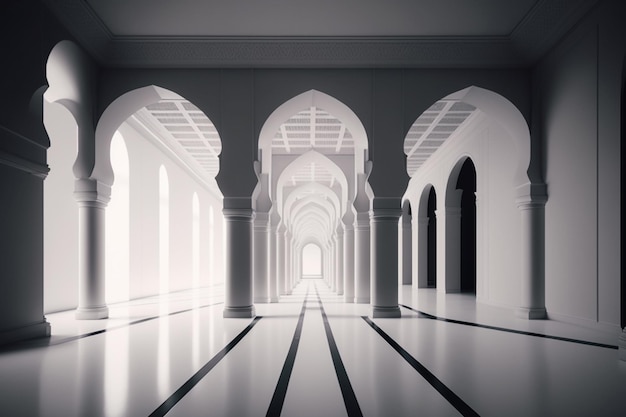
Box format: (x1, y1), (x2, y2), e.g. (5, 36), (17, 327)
(1, 280), (625, 417)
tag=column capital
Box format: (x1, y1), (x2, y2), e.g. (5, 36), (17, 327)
(74, 178), (111, 207)
(254, 211), (270, 225)
(223, 208), (255, 220)
(515, 182), (548, 208)
(370, 208), (402, 221)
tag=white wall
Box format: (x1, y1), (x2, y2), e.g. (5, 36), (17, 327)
(406, 112), (522, 308)
(43, 114), (224, 313)
(119, 121), (224, 300)
(534, 1), (624, 329)
(43, 101), (79, 313)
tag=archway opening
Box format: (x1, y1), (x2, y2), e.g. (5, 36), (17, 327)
(427, 187), (437, 288)
(302, 243), (323, 279)
(457, 158), (476, 294)
(258, 90), (369, 300)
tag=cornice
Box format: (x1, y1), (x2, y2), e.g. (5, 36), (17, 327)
(42, 0), (600, 69)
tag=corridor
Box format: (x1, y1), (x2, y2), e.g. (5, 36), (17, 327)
(0, 280), (624, 417)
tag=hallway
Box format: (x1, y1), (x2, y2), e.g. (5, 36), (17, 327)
(1, 280), (624, 417)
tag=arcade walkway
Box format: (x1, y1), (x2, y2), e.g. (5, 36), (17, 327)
(0, 280), (624, 417)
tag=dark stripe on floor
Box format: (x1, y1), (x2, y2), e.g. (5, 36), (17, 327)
(0, 302), (225, 352)
(362, 316), (480, 417)
(315, 284), (363, 417)
(399, 304), (618, 350)
(149, 315), (263, 417)
(266, 285), (310, 417)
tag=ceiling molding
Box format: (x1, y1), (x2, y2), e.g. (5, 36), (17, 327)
(42, 0), (600, 69)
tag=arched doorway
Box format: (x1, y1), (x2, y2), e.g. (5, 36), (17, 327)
(427, 187), (437, 288)
(444, 155), (477, 294)
(416, 184), (437, 289)
(302, 243), (323, 278)
(257, 90), (369, 300)
(457, 158), (476, 293)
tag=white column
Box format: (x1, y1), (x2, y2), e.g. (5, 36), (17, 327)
(268, 220), (279, 302)
(416, 217), (429, 288)
(401, 215), (412, 285)
(335, 226), (344, 296)
(253, 213), (270, 303)
(354, 214), (371, 303)
(329, 241), (336, 292)
(516, 193), (548, 319)
(370, 207), (402, 318)
(223, 208), (255, 318)
(75, 178), (110, 320)
(284, 231), (292, 295)
(276, 226), (286, 295)
(343, 224), (355, 302)
(324, 245), (331, 285)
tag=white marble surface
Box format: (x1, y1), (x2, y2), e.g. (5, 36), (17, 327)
(0, 281), (624, 416)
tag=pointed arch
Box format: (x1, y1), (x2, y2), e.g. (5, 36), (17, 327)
(93, 85), (221, 187)
(258, 89), (369, 174)
(404, 85), (532, 192)
(276, 149), (348, 217)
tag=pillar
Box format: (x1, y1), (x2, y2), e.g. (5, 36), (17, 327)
(370, 203), (402, 318)
(516, 187), (548, 319)
(335, 226), (344, 296)
(268, 214), (279, 302)
(75, 178), (110, 320)
(276, 224), (286, 295)
(223, 207), (255, 318)
(253, 213), (270, 303)
(329, 241), (336, 292)
(401, 213), (412, 285)
(284, 231), (292, 295)
(343, 224), (355, 302)
(416, 217), (429, 288)
(354, 213), (371, 303)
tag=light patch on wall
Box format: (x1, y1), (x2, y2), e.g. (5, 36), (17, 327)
(159, 165), (170, 295)
(106, 131), (130, 304)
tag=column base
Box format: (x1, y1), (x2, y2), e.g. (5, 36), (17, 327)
(372, 306), (401, 318)
(337, 290), (344, 296)
(254, 297), (270, 304)
(269, 296), (280, 303)
(355, 296), (370, 304)
(343, 295), (354, 303)
(619, 328), (626, 362)
(76, 306), (109, 320)
(223, 306), (256, 318)
(0, 320), (51, 346)
(515, 307), (547, 320)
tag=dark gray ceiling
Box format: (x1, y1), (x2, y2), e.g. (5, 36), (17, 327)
(43, 0), (599, 68)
